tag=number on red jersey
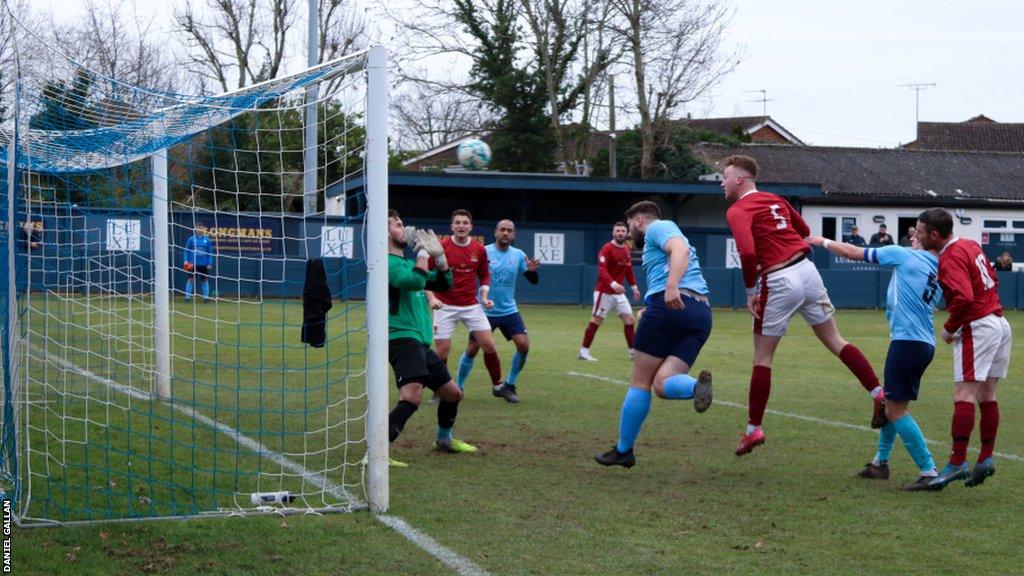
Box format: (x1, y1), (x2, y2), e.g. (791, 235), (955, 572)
(768, 204), (788, 230)
(975, 254), (996, 290)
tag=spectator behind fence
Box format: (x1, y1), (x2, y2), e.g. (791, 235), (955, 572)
(899, 225), (915, 247)
(845, 226), (867, 247)
(994, 251), (1013, 271)
(869, 224), (895, 246)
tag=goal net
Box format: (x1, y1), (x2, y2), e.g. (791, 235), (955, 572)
(1, 27), (390, 525)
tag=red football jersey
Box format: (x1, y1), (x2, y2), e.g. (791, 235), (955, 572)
(434, 237), (490, 307)
(937, 237), (1003, 333)
(594, 241), (636, 293)
(726, 191), (811, 289)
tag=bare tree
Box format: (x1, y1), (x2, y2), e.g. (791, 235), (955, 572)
(609, 0), (741, 178)
(315, 0), (367, 94)
(0, 0), (47, 123)
(393, 82), (488, 151)
(175, 0), (293, 93)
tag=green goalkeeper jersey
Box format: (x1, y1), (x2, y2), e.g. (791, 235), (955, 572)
(388, 254), (452, 344)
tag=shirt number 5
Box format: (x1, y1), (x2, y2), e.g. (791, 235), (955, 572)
(768, 204), (788, 230)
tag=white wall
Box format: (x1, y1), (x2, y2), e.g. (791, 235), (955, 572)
(800, 203), (1024, 244)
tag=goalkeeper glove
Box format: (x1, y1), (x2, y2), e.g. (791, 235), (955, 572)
(416, 229), (447, 268)
(402, 225), (418, 247)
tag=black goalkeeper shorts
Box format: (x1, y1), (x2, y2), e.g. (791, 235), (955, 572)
(389, 338), (451, 390)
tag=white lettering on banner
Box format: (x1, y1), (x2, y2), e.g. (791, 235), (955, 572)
(534, 233), (564, 264)
(321, 226), (354, 258)
(725, 238), (741, 268)
(106, 219), (141, 251)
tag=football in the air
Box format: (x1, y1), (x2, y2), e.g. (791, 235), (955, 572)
(456, 139), (491, 170)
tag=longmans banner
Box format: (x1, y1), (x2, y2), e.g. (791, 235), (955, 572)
(183, 215), (282, 254)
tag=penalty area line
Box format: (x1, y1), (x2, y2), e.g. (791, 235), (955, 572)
(39, 349), (490, 576)
(567, 370), (1024, 464)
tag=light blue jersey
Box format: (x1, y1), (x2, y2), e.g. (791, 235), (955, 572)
(485, 243), (528, 316)
(642, 220), (709, 299)
(865, 246), (939, 345)
(184, 234), (214, 266)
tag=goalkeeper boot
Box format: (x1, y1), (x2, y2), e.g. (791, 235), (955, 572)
(594, 447), (635, 468)
(735, 428), (766, 456)
(927, 462), (969, 490)
(965, 457), (995, 488)
(492, 382), (520, 404)
(434, 438), (478, 454)
(857, 461), (890, 480)
(693, 370), (713, 413)
(871, 397), (888, 429)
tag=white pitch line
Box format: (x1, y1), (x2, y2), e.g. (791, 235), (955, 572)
(39, 350), (490, 576)
(567, 371), (1024, 464)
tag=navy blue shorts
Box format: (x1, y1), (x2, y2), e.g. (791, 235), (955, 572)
(633, 292), (712, 365)
(883, 340), (935, 401)
(468, 313), (527, 341)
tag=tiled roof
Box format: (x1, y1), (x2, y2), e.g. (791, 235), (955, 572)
(694, 143), (1024, 202)
(911, 121), (1024, 152)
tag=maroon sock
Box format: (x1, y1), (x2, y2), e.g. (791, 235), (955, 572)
(582, 321), (600, 348)
(838, 344), (879, 394)
(483, 351), (502, 386)
(748, 365), (772, 427)
(623, 324), (636, 348)
(978, 401), (1000, 462)
(950, 401), (976, 466)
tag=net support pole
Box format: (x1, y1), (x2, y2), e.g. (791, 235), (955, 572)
(365, 45), (389, 514)
(152, 150), (172, 400)
(303, 0), (319, 217)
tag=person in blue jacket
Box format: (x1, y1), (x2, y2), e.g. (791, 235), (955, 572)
(184, 223), (215, 302)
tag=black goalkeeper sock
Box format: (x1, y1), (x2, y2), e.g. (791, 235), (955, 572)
(437, 400), (459, 431)
(388, 400), (418, 442)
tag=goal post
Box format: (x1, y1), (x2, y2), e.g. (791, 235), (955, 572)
(2, 25), (391, 524)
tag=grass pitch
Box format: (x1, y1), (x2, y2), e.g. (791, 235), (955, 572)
(14, 304), (1024, 575)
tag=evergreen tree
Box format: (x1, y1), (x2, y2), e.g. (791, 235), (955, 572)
(453, 0), (554, 172)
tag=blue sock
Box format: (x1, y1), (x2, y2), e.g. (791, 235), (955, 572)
(875, 422), (897, 463)
(185, 280), (194, 299)
(616, 387), (651, 453)
(661, 374), (697, 400)
(201, 281), (210, 299)
(456, 353), (475, 390)
(892, 413), (935, 474)
(506, 351), (527, 386)
(437, 425), (452, 441)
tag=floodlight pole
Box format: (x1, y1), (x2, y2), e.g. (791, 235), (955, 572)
(365, 45), (390, 514)
(152, 150), (171, 400)
(608, 75), (616, 179)
(303, 0), (320, 216)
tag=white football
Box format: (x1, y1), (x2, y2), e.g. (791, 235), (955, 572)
(456, 139), (491, 170)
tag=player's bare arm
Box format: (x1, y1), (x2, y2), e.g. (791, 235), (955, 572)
(806, 235), (865, 261)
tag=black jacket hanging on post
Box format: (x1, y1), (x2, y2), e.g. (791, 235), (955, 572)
(301, 258), (333, 348)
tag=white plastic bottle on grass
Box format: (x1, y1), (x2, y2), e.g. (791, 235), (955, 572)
(250, 491), (295, 506)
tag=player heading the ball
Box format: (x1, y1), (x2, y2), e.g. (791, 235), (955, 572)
(722, 154), (884, 457)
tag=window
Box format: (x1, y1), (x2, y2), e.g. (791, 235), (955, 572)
(822, 216), (837, 240)
(983, 219), (1007, 229)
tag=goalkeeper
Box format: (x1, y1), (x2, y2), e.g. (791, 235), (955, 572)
(183, 223), (214, 302)
(387, 210), (477, 455)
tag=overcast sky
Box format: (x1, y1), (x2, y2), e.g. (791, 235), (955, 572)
(34, 0), (1024, 148)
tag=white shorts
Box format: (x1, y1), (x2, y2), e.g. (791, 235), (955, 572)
(755, 257), (835, 337)
(433, 304), (491, 340)
(592, 291), (632, 319)
(953, 314), (1012, 382)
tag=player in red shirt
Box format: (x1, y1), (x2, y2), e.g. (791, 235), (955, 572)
(916, 208), (1010, 489)
(722, 154), (884, 456)
(578, 222), (642, 361)
(427, 209), (511, 400)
